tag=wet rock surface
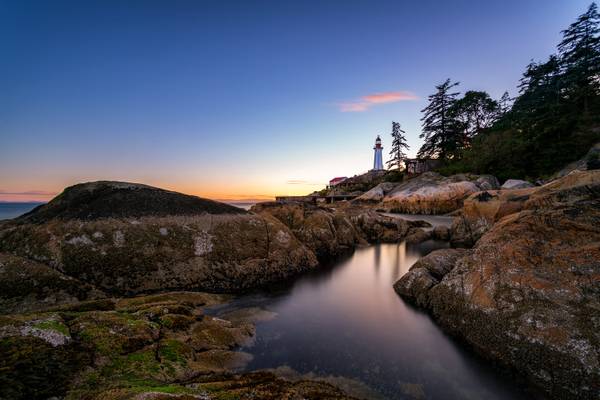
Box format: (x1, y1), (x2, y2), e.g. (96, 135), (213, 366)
(0, 292), (357, 400)
(396, 170), (600, 399)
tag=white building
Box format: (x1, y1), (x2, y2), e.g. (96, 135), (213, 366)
(373, 135), (384, 170)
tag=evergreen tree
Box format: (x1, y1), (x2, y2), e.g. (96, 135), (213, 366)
(498, 91), (512, 115)
(558, 2), (600, 113)
(387, 121), (410, 170)
(450, 90), (500, 145)
(417, 79), (461, 160)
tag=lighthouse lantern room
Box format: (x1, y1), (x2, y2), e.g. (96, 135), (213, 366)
(373, 135), (384, 170)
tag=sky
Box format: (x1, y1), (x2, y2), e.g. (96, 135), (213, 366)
(0, 0), (592, 202)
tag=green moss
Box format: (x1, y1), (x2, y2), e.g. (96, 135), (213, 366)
(33, 319), (70, 336)
(159, 339), (188, 364)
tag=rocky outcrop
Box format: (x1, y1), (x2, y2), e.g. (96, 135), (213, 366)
(16, 181), (244, 223)
(450, 170), (600, 246)
(380, 172), (499, 215)
(354, 182), (397, 203)
(0, 292), (356, 400)
(500, 179), (534, 189)
(394, 248), (467, 308)
(0, 181), (318, 295)
(396, 170), (600, 399)
(0, 253), (106, 314)
(251, 202), (422, 260)
(450, 188), (535, 247)
(251, 202), (361, 261)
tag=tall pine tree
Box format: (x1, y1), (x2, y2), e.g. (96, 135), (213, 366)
(557, 2), (600, 114)
(387, 121), (410, 170)
(417, 79), (461, 160)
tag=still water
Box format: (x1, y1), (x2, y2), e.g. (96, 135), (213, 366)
(210, 218), (533, 400)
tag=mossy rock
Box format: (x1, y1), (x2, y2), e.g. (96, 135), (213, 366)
(0, 335), (91, 400)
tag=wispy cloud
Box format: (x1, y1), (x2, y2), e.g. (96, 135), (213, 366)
(337, 91), (417, 112)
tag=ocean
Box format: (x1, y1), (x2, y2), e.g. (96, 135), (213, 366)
(0, 202), (44, 220)
(0, 202), (256, 221)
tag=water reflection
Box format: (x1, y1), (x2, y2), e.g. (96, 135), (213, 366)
(212, 238), (534, 400)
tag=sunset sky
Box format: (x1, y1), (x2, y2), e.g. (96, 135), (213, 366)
(0, 0), (590, 202)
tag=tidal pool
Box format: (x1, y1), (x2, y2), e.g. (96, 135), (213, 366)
(210, 219), (535, 400)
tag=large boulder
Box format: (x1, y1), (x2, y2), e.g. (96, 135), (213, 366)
(0, 181), (317, 295)
(396, 170), (600, 399)
(500, 179), (534, 190)
(393, 248), (468, 308)
(381, 172), (499, 215)
(354, 182), (398, 203)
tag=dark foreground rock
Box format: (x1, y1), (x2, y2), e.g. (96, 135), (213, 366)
(0, 292), (357, 400)
(395, 170), (600, 399)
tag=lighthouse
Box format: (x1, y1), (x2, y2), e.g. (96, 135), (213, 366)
(373, 135), (384, 170)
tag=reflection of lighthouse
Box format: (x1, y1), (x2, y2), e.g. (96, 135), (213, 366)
(373, 135), (384, 170)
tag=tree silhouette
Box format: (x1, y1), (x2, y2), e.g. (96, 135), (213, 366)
(417, 79), (461, 160)
(387, 121), (410, 170)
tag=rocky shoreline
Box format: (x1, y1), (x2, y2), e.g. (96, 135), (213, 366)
(0, 163), (598, 399)
(395, 170), (600, 399)
(0, 180), (433, 400)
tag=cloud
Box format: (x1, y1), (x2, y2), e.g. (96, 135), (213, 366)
(337, 91), (417, 112)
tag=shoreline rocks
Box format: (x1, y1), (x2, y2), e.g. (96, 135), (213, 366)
(0, 291), (357, 400)
(356, 172), (500, 215)
(395, 170), (600, 399)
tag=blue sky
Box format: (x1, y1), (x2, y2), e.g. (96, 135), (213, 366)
(0, 0), (591, 201)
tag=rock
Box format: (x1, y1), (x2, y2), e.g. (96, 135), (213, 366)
(354, 182), (398, 203)
(394, 249), (468, 308)
(0, 181), (318, 295)
(251, 202), (361, 261)
(431, 225), (450, 241)
(340, 205), (413, 243)
(500, 179), (534, 189)
(0, 253), (106, 314)
(381, 172), (499, 215)
(252, 202), (416, 258)
(450, 170), (600, 247)
(395, 170), (600, 399)
(450, 188), (535, 247)
(15, 181), (244, 223)
(0, 292), (356, 400)
(404, 228), (432, 244)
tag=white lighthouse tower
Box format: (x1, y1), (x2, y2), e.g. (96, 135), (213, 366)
(373, 135), (384, 170)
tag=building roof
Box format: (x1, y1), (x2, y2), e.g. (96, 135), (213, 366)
(329, 176), (347, 183)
